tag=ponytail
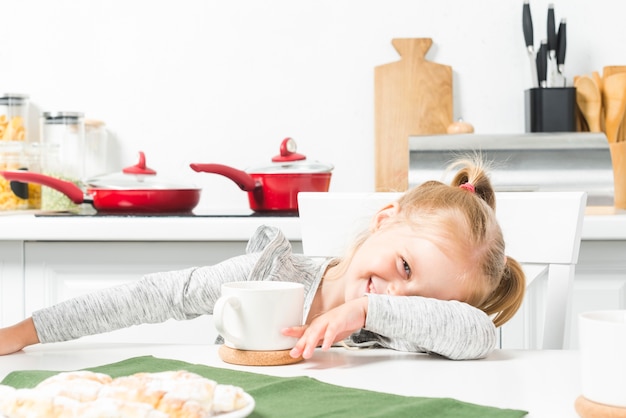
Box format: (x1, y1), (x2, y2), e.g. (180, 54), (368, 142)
(477, 256), (526, 327)
(448, 157), (496, 210)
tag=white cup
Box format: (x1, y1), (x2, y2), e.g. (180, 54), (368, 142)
(579, 310), (626, 407)
(213, 281), (304, 351)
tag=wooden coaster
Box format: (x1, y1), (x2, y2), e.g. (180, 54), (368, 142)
(218, 345), (304, 366)
(575, 395), (626, 418)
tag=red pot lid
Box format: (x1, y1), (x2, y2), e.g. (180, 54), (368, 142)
(249, 138), (333, 174)
(88, 152), (200, 190)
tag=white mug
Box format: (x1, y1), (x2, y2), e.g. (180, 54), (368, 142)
(213, 281), (304, 351)
(579, 310), (626, 407)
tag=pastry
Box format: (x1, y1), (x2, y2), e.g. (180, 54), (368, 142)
(36, 371), (112, 402)
(212, 384), (248, 414)
(0, 388), (58, 417)
(0, 370), (249, 418)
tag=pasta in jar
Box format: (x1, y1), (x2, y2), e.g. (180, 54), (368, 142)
(0, 94), (28, 142)
(0, 143), (41, 211)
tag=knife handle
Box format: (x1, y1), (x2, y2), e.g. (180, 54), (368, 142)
(523, 0), (534, 50)
(537, 40), (548, 87)
(547, 4), (557, 52)
(557, 19), (567, 68)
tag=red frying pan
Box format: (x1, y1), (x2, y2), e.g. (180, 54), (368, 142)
(1, 152), (201, 213)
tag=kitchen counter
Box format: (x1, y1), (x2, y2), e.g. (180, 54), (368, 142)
(0, 342), (582, 418)
(0, 206), (624, 241)
(581, 206), (626, 240)
(0, 211), (302, 241)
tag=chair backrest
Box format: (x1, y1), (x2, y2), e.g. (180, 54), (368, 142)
(298, 191), (587, 349)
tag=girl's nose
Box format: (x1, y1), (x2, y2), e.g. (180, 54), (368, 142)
(386, 280), (400, 296)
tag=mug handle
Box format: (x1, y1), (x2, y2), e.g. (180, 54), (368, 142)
(213, 295), (244, 346)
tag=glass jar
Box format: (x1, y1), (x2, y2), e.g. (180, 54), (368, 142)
(40, 111), (85, 212)
(0, 93), (29, 142)
(0, 142), (42, 211)
(84, 119), (108, 178)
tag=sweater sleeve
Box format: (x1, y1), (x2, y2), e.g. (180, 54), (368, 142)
(362, 295), (497, 360)
(32, 253), (260, 343)
(31, 225), (325, 344)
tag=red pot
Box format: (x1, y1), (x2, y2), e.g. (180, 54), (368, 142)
(1, 152), (202, 213)
(191, 138), (333, 213)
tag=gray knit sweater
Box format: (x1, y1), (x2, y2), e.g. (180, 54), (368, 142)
(32, 225), (497, 360)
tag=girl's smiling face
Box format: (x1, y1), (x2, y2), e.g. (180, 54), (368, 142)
(342, 205), (471, 303)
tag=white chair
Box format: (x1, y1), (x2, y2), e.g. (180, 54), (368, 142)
(297, 191), (587, 350)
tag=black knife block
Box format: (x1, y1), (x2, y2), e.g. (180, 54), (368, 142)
(525, 87), (576, 132)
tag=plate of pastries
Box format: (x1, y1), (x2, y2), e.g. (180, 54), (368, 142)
(0, 370), (254, 418)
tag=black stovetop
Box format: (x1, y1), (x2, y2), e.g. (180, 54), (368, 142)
(34, 210), (299, 218)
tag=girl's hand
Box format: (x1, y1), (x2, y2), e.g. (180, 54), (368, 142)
(283, 296), (368, 359)
(0, 318), (39, 355)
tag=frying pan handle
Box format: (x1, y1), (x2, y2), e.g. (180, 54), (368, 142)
(189, 163), (257, 191)
(0, 171), (85, 204)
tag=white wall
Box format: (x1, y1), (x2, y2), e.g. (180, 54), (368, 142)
(3, 0), (626, 211)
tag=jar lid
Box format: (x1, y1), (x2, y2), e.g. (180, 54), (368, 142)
(0, 142), (42, 165)
(0, 141), (46, 153)
(85, 119), (105, 127)
(0, 94), (29, 105)
(42, 111), (85, 124)
(0, 141), (25, 154)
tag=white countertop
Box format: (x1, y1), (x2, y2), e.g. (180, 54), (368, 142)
(0, 206), (624, 242)
(0, 211), (302, 241)
(581, 206), (626, 240)
(0, 342), (582, 418)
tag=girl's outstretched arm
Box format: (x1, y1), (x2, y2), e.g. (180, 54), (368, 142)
(0, 318), (39, 355)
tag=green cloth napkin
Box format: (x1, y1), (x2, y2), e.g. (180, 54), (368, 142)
(1, 355), (527, 418)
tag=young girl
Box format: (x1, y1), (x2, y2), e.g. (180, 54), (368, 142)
(0, 158), (525, 360)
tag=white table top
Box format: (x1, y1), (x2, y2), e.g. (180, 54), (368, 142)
(0, 342), (582, 418)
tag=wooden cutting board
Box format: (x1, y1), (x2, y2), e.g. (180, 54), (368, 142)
(375, 38), (453, 192)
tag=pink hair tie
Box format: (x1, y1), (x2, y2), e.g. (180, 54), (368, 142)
(459, 182), (475, 193)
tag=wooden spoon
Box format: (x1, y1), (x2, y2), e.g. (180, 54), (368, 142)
(602, 72), (626, 143)
(603, 67), (626, 141)
(572, 76), (586, 131)
(592, 71), (603, 93)
(575, 75), (603, 133)
(603, 65), (626, 80)
(591, 71), (605, 133)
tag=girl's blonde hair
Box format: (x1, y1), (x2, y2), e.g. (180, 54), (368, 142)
(341, 157), (525, 327)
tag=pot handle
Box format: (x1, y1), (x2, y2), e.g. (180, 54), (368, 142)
(0, 171), (85, 204)
(189, 163), (257, 192)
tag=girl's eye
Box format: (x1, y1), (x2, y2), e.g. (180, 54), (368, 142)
(402, 259), (411, 278)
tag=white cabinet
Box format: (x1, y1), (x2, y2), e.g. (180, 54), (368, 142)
(0, 242), (23, 327)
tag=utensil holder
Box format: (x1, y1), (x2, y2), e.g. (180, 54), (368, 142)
(525, 87), (576, 133)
